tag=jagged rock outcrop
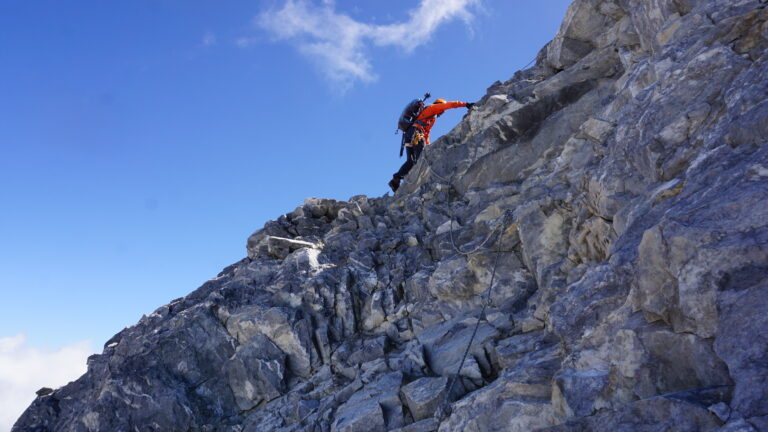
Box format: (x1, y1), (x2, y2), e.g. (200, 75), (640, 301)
(14, 0), (768, 430)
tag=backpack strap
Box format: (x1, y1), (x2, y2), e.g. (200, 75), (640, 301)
(414, 112), (438, 128)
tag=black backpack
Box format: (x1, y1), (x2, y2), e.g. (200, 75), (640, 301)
(396, 93), (430, 156)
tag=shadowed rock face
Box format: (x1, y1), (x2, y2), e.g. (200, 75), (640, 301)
(13, 0), (768, 431)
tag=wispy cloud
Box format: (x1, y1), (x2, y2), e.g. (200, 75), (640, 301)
(202, 31), (217, 47)
(257, 0), (480, 89)
(235, 36), (259, 48)
(0, 334), (94, 431)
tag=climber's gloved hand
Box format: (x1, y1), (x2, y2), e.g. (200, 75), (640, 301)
(466, 102), (475, 110)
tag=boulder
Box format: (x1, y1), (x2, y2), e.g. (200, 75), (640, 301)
(223, 334), (287, 410)
(400, 377), (449, 421)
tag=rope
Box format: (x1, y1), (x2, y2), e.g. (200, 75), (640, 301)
(448, 205), (506, 256)
(413, 138), (518, 422)
(520, 54), (537, 71)
(419, 143), (511, 258)
(419, 149), (499, 255)
(293, 109), (521, 428)
(420, 147), (454, 185)
(387, 103), (520, 423)
(437, 212), (510, 420)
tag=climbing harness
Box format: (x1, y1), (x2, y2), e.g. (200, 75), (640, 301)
(411, 130), (425, 147)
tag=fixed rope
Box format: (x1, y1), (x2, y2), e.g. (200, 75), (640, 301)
(419, 141), (511, 258)
(449, 204), (506, 256)
(291, 150), (513, 428)
(520, 54), (537, 71)
(436, 210), (511, 420)
(408, 143), (517, 420)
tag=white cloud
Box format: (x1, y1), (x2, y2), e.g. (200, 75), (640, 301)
(0, 334), (94, 431)
(258, 0), (480, 89)
(202, 31), (217, 47)
(370, 0), (478, 50)
(235, 36), (259, 48)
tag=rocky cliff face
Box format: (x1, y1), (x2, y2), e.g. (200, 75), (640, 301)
(14, 0), (768, 431)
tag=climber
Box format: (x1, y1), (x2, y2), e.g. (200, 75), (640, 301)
(389, 98), (475, 192)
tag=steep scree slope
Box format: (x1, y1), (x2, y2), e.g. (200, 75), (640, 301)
(14, 0), (768, 431)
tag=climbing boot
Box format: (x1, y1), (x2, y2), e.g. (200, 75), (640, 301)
(388, 177), (401, 193)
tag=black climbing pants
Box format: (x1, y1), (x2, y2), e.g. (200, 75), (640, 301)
(394, 143), (424, 179)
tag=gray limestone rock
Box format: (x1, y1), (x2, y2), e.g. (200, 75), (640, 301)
(331, 399), (385, 432)
(717, 418), (760, 432)
(224, 334), (287, 410)
(417, 316), (499, 378)
(226, 305), (318, 379)
(400, 377), (449, 421)
(12, 0), (768, 431)
(545, 394), (726, 431)
(391, 418), (439, 432)
(332, 372), (403, 432)
(266, 236), (319, 260)
(715, 280), (768, 419)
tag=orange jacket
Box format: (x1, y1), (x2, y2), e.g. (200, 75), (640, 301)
(413, 101), (468, 145)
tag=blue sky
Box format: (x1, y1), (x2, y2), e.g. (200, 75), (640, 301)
(0, 0), (570, 425)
